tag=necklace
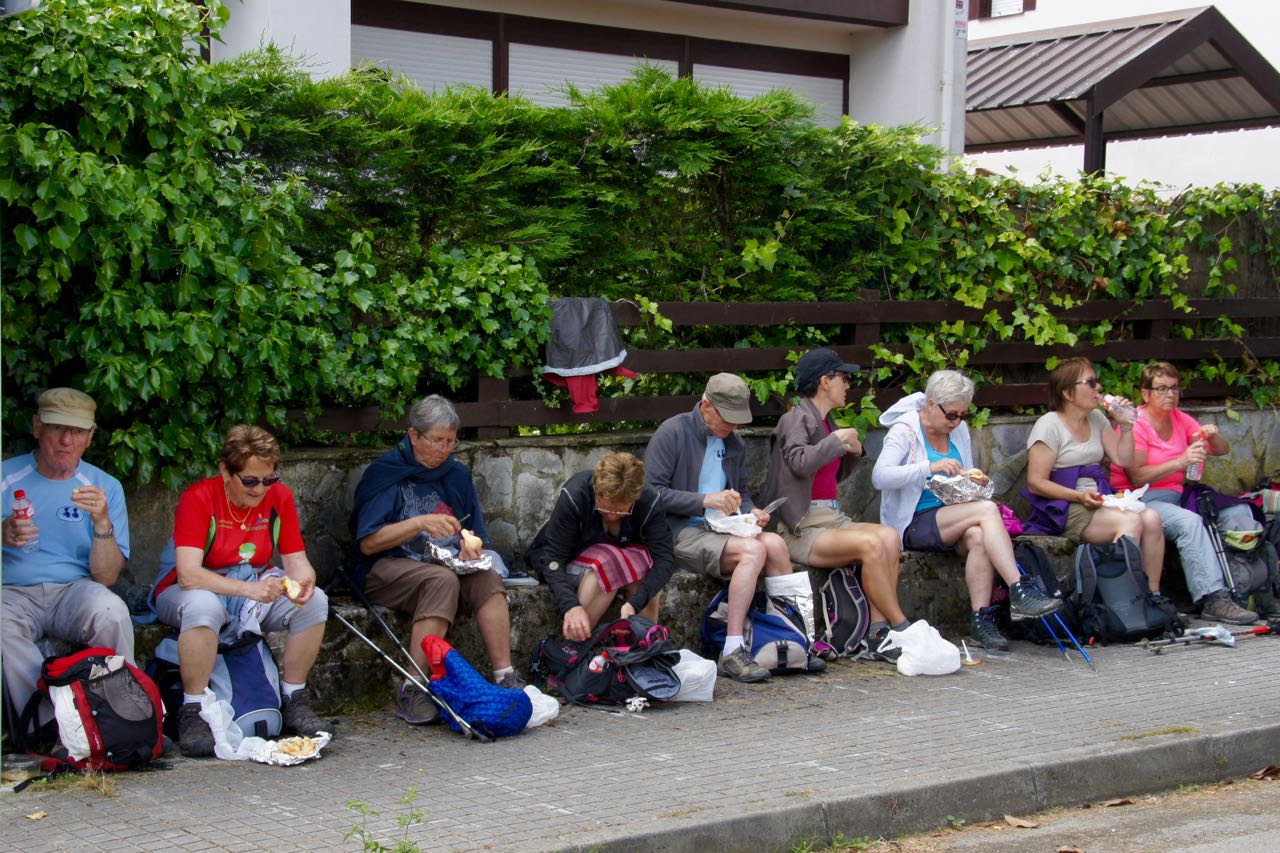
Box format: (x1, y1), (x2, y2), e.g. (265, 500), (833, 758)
(224, 484), (253, 531)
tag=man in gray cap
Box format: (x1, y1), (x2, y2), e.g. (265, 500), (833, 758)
(2, 388), (133, 719)
(644, 373), (802, 683)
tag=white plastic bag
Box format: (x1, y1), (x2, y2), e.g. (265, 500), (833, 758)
(879, 620), (961, 676)
(703, 509), (762, 538)
(671, 649), (717, 702)
(522, 685), (561, 728)
(1102, 484), (1149, 512)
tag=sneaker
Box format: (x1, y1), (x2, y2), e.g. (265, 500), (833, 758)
(1199, 589), (1258, 625)
(502, 567), (540, 588)
(969, 606), (1010, 652)
(495, 670), (527, 691)
(281, 687), (326, 735)
(717, 646), (771, 683)
(857, 626), (902, 664)
(395, 682), (440, 725)
(178, 703), (215, 758)
(1009, 579), (1064, 621)
(804, 654), (827, 673)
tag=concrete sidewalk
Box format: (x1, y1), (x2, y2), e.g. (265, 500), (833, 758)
(3, 621), (1278, 852)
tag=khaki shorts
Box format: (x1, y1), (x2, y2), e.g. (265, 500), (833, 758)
(674, 526), (732, 578)
(776, 504), (855, 565)
(365, 557), (504, 626)
(1065, 503), (1095, 541)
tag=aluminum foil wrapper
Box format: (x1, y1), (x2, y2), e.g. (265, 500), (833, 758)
(254, 731), (333, 766)
(764, 572), (816, 644)
(925, 474), (994, 505)
(426, 541), (494, 576)
(703, 509), (762, 537)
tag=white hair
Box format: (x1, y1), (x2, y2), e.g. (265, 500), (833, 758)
(924, 370), (974, 408)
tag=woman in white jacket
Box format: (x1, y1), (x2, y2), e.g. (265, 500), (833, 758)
(872, 370), (1062, 651)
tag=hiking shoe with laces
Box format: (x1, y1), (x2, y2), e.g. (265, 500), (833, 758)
(1008, 579), (1064, 621)
(969, 607), (1010, 652)
(857, 626), (902, 664)
(1199, 589), (1258, 625)
(718, 646), (771, 683)
(495, 670), (527, 691)
(178, 702), (215, 758)
(281, 688), (326, 735)
(395, 682), (440, 725)
(501, 567), (540, 588)
(1252, 589), (1280, 620)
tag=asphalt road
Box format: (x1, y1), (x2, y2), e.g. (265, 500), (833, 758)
(857, 775), (1280, 853)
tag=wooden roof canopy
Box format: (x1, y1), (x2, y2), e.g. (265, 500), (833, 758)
(966, 6), (1280, 173)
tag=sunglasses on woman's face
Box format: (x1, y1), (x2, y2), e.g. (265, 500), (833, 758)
(235, 472), (282, 489)
(935, 402), (969, 423)
(1074, 377), (1101, 389)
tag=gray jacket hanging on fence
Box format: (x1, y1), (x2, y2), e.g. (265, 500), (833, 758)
(541, 297), (637, 413)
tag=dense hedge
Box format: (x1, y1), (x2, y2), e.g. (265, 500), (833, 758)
(3, 0), (1277, 485)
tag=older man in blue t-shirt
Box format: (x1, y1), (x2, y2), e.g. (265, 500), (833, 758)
(2, 388), (132, 718)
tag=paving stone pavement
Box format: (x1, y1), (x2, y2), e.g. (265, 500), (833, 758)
(3, 622), (1278, 852)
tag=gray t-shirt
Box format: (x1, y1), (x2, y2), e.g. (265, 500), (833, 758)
(1027, 409), (1111, 491)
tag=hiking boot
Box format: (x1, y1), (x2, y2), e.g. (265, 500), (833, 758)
(281, 688), (326, 735)
(178, 703), (215, 758)
(969, 607), (1010, 652)
(804, 654), (827, 673)
(1199, 589), (1258, 625)
(857, 626), (902, 664)
(395, 682), (440, 725)
(495, 670), (527, 691)
(718, 646), (771, 683)
(1008, 579), (1064, 621)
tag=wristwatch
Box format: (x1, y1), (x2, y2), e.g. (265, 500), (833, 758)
(92, 524), (115, 540)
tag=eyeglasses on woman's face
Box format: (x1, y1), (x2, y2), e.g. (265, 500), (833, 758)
(1146, 384), (1180, 396)
(935, 401), (970, 423)
(411, 428), (458, 451)
(235, 472), (282, 489)
(595, 501), (634, 518)
(1073, 377), (1101, 389)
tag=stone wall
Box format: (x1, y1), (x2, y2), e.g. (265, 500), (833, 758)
(115, 404), (1279, 606)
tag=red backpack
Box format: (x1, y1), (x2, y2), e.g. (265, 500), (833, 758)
(18, 647), (165, 772)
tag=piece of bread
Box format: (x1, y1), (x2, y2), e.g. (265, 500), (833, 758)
(461, 530), (483, 552)
(276, 736), (317, 757)
(282, 577), (303, 604)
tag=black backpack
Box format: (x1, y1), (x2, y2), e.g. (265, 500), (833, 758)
(533, 615), (681, 706)
(1006, 540), (1082, 645)
(1071, 536), (1177, 644)
(816, 568), (871, 656)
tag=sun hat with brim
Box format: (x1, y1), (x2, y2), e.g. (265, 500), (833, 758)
(37, 387), (96, 430)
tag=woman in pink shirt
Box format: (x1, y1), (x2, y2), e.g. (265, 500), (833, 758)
(1113, 362), (1255, 624)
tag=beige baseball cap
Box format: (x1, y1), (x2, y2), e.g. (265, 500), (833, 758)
(704, 373), (753, 425)
(37, 387), (97, 430)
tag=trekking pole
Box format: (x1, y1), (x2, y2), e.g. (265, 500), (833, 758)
(1036, 614), (1075, 664)
(1197, 490), (1240, 601)
(1051, 612), (1096, 672)
(1139, 624), (1274, 654)
(330, 565), (493, 743)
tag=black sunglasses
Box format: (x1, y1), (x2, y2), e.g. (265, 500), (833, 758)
(235, 472), (282, 489)
(936, 402), (970, 423)
(1074, 377), (1101, 389)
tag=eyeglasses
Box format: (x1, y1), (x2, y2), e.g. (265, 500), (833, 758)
(45, 424), (93, 439)
(1147, 385), (1181, 396)
(826, 372), (851, 385)
(412, 429), (458, 450)
(595, 503), (633, 518)
(935, 402), (970, 423)
(1074, 377), (1101, 389)
(235, 472), (282, 489)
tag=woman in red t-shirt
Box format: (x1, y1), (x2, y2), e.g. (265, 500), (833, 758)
(154, 425), (328, 757)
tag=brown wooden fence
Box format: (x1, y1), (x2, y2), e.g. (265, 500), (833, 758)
(299, 295), (1280, 435)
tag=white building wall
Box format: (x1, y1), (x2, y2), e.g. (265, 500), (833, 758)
(213, 0), (351, 79)
(847, 0), (969, 154)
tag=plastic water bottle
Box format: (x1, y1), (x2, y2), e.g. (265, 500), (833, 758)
(1185, 431), (1204, 481)
(11, 489), (39, 552)
(1100, 394), (1137, 424)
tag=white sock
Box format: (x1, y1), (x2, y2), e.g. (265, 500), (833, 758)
(183, 693), (203, 705)
(722, 635), (745, 655)
(493, 666), (514, 681)
(281, 681), (305, 699)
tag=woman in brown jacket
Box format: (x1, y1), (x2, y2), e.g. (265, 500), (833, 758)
(762, 349), (911, 660)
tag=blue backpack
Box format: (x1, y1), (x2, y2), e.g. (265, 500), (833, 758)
(702, 588), (817, 673)
(150, 634), (282, 739)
